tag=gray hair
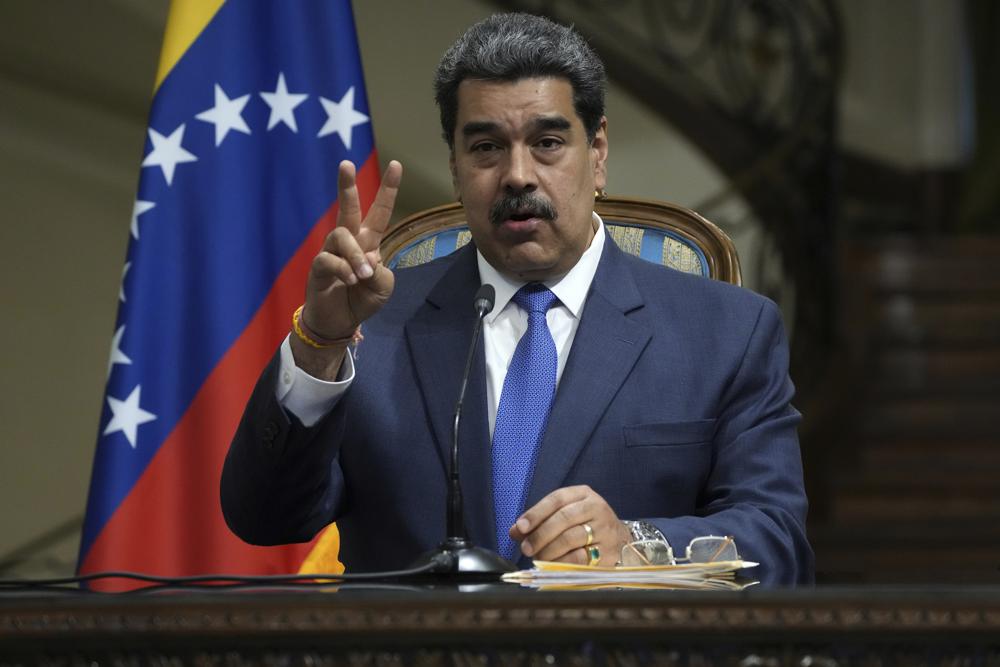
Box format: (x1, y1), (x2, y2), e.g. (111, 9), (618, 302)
(434, 13), (606, 149)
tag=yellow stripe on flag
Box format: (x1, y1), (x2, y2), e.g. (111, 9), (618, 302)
(298, 524), (346, 575)
(154, 0), (227, 92)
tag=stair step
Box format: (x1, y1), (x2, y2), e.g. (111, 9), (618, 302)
(810, 518), (1000, 542)
(831, 492), (1000, 523)
(870, 373), (1000, 397)
(836, 467), (1000, 491)
(873, 295), (1000, 345)
(858, 439), (1000, 469)
(815, 548), (1000, 584)
(810, 520), (1000, 583)
(847, 238), (1000, 293)
(869, 351), (1000, 399)
(875, 346), (1000, 386)
(857, 396), (1000, 438)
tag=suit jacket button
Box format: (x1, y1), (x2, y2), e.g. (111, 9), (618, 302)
(262, 421), (279, 448)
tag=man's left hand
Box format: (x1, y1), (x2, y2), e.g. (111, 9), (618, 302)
(508, 485), (631, 566)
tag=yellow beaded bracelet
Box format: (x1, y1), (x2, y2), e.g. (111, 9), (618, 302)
(292, 305), (361, 349)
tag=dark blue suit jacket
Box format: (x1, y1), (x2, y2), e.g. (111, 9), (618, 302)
(221, 236), (813, 585)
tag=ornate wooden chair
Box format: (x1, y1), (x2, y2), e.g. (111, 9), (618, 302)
(298, 195), (741, 576)
(380, 195), (741, 285)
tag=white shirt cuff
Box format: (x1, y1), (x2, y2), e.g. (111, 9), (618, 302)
(275, 335), (354, 427)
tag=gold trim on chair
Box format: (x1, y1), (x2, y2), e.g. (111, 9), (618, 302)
(381, 202), (470, 269)
(381, 197), (741, 286)
(594, 196), (741, 285)
(605, 225), (644, 257)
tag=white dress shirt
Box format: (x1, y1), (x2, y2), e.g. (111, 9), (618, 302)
(276, 214), (606, 429)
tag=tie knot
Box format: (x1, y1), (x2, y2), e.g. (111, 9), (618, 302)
(513, 283), (558, 314)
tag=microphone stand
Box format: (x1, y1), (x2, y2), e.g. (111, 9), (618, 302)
(408, 285), (516, 579)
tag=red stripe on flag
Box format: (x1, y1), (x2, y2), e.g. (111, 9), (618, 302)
(81, 157), (382, 590)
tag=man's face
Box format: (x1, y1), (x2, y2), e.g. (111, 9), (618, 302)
(450, 77), (608, 281)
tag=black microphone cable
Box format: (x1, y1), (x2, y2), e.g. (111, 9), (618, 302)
(0, 556), (452, 594)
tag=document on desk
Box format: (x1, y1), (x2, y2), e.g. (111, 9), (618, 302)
(502, 560), (759, 591)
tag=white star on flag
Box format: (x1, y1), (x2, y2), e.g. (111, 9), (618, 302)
(195, 84), (252, 146)
(104, 385), (157, 449)
(260, 73), (308, 132)
(142, 124), (198, 186)
(130, 200), (155, 240)
(107, 325), (132, 378)
(119, 262), (131, 302)
(317, 87), (369, 149)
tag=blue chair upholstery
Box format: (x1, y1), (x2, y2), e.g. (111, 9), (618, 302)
(382, 197), (741, 285)
(389, 228), (474, 270)
(601, 223), (709, 277)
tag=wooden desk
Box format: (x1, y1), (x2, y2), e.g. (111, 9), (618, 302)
(3, 586), (1000, 665)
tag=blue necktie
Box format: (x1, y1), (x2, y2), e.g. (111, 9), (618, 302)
(492, 283), (559, 561)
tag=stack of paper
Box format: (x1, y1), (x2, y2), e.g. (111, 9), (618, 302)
(502, 559), (759, 591)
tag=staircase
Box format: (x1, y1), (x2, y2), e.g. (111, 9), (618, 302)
(811, 237), (1000, 584)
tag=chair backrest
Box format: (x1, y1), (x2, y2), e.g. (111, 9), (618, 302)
(380, 196), (741, 285)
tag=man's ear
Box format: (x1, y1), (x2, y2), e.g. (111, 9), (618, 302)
(591, 116), (609, 192)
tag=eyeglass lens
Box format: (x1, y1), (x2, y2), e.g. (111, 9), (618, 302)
(688, 536), (738, 562)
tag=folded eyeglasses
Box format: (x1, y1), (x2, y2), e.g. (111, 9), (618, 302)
(619, 535), (740, 567)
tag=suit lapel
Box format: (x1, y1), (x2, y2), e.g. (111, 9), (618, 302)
(404, 245), (496, 549)
(526, 238), (652, 508)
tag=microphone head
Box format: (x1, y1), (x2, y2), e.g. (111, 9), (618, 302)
(473, 284), (496, 317)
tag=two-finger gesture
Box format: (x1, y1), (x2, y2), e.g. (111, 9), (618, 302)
(301, 159), (402, 348)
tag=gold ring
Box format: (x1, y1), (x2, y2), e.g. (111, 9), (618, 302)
(582, 523), (594, 547)
(586, 545), (601, 566)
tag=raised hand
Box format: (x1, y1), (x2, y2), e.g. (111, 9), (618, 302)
(291, 159), (402, 379)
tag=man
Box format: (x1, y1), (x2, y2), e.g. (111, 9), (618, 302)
(221, 13), (813, 585)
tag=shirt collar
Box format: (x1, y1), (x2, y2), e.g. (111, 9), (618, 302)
(477, 212), (606, 323)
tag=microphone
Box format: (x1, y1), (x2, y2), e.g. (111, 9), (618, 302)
(449, 284), (495, 538)
(472, 285), (495, 318)
(409, 284), (516, 578)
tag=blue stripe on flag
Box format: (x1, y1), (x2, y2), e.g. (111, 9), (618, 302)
(81, 0), (375, 559)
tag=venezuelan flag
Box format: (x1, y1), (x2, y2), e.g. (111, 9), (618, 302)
(78, 0), (375, 589)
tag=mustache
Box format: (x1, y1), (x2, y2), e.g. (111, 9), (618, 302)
(489, 191), (557, 226)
